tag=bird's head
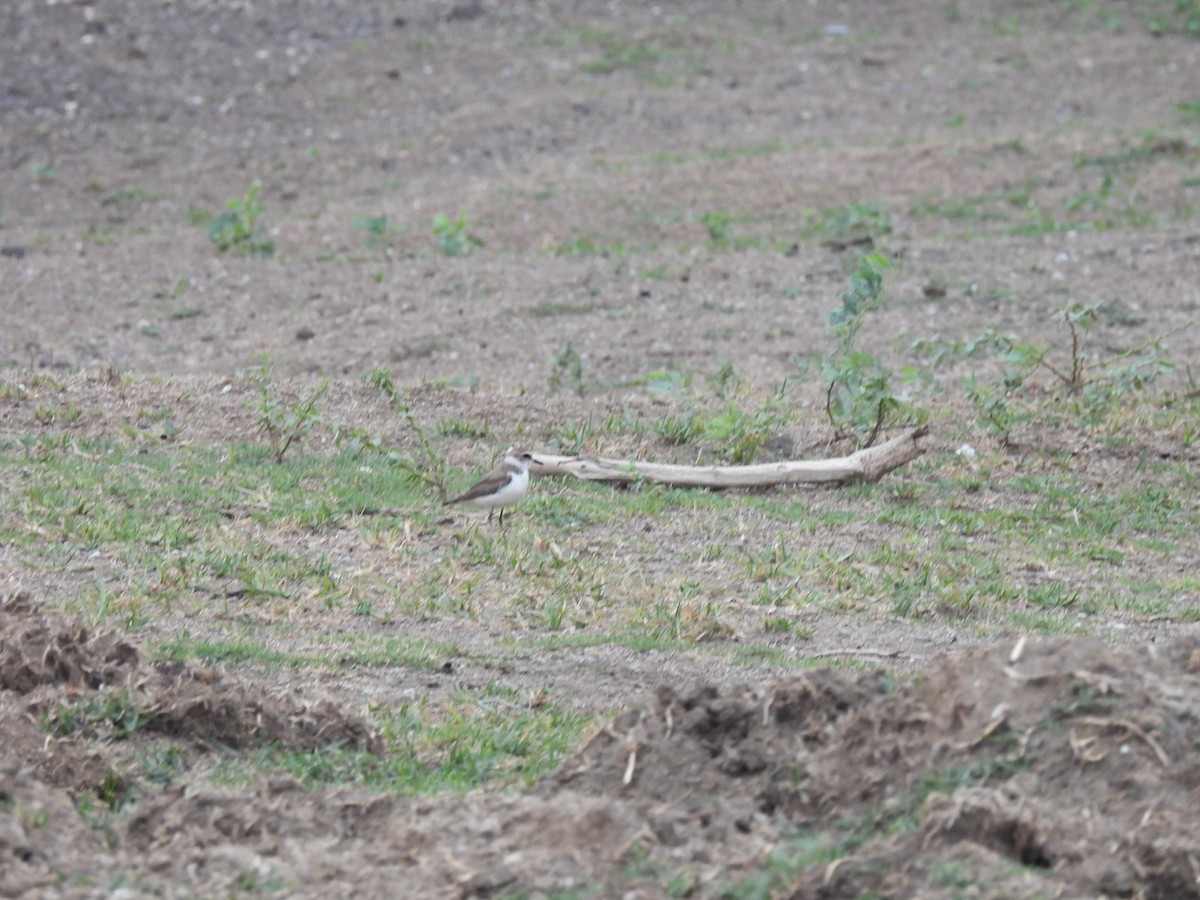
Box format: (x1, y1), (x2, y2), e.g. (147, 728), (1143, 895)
(506, 448), (539, 470)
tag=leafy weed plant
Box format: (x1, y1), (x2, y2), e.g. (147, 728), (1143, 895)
(205, 182), (274, 256)
(1145, 0), (1200, 36)
(703, 389), (792, 463)
(432, 213), (483, 257)
(820, 254), (924, 446)
(699, 210), (733, 247)
(249, 356), (330, 462)
(549, 342), (587, 396)
(803, 201), (892, 246)
(354, 214), (401, 250)
(644, 365), (792, 461)
(915, 302), (1193, 441)
(42, 688), (150, 740)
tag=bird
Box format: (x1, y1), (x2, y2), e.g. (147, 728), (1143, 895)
(444, 448), (538, 525)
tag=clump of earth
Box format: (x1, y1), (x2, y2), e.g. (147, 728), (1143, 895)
(3, 593), (1199, 897)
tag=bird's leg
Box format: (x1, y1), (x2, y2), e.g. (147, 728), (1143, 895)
(498, 508), (506, 527)
(486, 509), (494, 524)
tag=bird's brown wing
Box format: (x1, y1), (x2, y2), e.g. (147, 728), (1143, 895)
(444, 465), (512, 505)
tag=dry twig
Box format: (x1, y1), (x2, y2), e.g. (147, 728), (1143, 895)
(1073, 716), (1170, 767)
(806, 648), (906, 660)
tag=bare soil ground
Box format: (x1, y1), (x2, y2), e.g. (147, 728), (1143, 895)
(2, 1), (1200, 897)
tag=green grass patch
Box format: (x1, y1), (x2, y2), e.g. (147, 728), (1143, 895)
(571, 23), (723, 87)
(4, 422), (1195, 636)
(152, 634), (300, 669)
(101, 187), (163, 208)
(1, 438), (426, 621)
(801, 201), (892, 244)
(3, 372), (1196, 657)
(213, 686), (590, 794)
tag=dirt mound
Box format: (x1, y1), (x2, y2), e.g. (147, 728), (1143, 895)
(546, 638), (1200, 898)
(0, 754), (112, 898)
(3, 594), (1199, 897)
(780, 638), (1200, 899)
(532, 669), (885, 889)
(0, 592), (139, 693)
(1, 592), (379, 755)
(0, 588), (380, 868)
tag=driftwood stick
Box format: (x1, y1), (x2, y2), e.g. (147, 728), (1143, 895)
(533, 426), (928, 488)
(805, 648), (908, 660)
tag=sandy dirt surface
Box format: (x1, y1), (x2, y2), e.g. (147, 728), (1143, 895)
(2, 1), (1200, 897)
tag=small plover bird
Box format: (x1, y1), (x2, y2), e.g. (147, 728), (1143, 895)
(444, 448), (537, 525)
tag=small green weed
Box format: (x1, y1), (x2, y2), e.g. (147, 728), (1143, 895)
(101, 187), (162, 207)
(437, 418), (491, 440)
(432, 213), (483, 257)
(654, 407), (703, 445)
(644, 365), (793, 461)
(819, 254), (923, 446)
(706, 360), (740, 399)
(136, 746), (186, 788)
(549, 342), (587, 396)
(646, 369), (702, 444)
(554, 233), (630, 257)
(362, 365), (399, 402)
(354, 214), (400, 249)
(1076, 136), (1193, 172)
(154, 634), (298, 670)
(910, 194), (1008, 225)
(42, 688), (150, 740)
(1145, 0), (1200, 36)
(914, 303), (1192, 441)
(702, 391), (792, 463)
(1065, 173), (1115, 212)
(580, 34), (673, 84)
(527, 300), (602, 318)
(802, 201), (892, 246)
(551, 416), (597, 455)
(1178, 100), (1200, 127)
(33, 403), (80, 425)
(701, 138), (787, 161)
(390, 403), (452, 501)
(249, 355), (330, 462)
(205, 182), (274, 256)
(741, 538), (796, 582)
(699, 210), (733, 246)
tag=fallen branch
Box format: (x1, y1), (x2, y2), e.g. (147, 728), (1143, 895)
(533, 426), (929, 489)
(805, 648), (908, 660)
